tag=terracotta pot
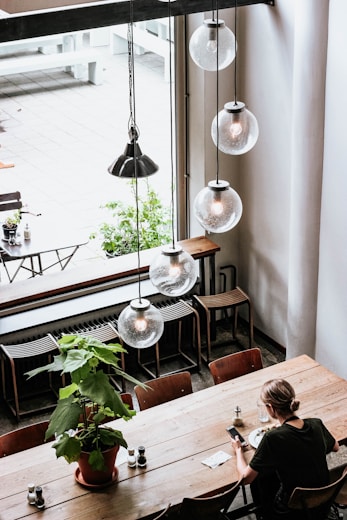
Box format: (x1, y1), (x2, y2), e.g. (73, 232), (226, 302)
(78, 445), (120, 485)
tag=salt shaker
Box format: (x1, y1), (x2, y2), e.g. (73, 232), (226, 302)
(127, 448), (136, 468)
(137, 446), (147, 468)
(35, 486), (45, 510)
(232, 405), (244, 427)
(27, 483), (36, 505)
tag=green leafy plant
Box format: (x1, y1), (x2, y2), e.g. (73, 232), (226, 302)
(3, 210), (21, 229)
(26, 334), (144, 472)
(90, 180), (171, 256)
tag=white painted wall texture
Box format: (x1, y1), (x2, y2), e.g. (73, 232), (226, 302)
(188, 1), (347, 378)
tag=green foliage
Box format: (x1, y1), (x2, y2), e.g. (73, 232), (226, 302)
(3, 210), (21, 229)
(90, 179), (171, 256)
(26, 334), (144, 472)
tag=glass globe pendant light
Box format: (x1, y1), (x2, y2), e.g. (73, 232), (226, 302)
(211, 101), (259, 155)
(149, 1), (198, 297)
(118, 298), (164, 350)
(194, 179), (242, 233)
(211, 0), (259, 155)
(193, 2), (243, 234)
(189, 16), (236, 71)
(117, 2), (163, 349)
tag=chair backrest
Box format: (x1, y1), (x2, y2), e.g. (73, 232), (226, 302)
(179, 480), (241, 520)
(288, 466), (347, 517)
(0, 191), (22, 213)
(140, 504), (171, 520)
(208, 348), (263, 385)
(120, 392), (134, 410)
(0, 420), (51, 457)
(134, 371), (193, 411)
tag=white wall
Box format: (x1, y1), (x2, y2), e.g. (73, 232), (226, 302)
(316, 0), (347, 378)
(188, 1), (347, 379)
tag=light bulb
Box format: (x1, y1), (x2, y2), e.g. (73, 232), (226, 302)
(193, 180), (243, 233)
(118, 298), (164, 349)
(189, 19), (236, 71)
(149, 245), (198, 297)
(212, 101), (259, 155)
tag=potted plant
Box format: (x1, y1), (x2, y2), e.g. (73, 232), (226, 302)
(2, 210), (21, 240)
(90, 180), (171, 257)
(26, 334), (145, 487)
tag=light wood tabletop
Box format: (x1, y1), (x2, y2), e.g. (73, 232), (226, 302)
(0, 354), (346, 520)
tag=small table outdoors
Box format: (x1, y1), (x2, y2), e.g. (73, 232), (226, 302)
(1, 229), (88, 283)
(0, 355), (346, 520)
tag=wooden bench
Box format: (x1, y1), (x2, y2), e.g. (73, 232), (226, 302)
(0, 48), (103, 84)
(111, 22), (173, 81)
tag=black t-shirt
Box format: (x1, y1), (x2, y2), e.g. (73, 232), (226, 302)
(249, 418), (335, 499)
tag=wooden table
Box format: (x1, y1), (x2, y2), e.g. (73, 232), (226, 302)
(1, 355), (346, 520)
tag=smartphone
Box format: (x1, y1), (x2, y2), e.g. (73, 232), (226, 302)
(226, 426), (248, 446)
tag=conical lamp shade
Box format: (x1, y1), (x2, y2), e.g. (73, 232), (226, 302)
(108, 142), (159, 178)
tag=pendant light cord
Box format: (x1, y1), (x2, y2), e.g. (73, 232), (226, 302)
(233, 0), (238, 106)
(129, 0), (142, 302)
(168, 0), (175, 249)
(216, 0), (220, 185)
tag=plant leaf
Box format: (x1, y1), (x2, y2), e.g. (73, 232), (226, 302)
(45, 396), (81, 439)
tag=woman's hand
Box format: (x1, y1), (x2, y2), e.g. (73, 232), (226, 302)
(230, 435), (243, 452)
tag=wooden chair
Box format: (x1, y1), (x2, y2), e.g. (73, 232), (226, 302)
(177, 479), (257, 520)
(0, 420), (51, 457)
(134, 371), (193, 411)
(193, 287), (254, 363)
(139, 504), (172, 520)
(208, 348), (263, 385)
(287, 465), (347, 520)
(0, 334), (64, 421)
(326, 465), (347, 515)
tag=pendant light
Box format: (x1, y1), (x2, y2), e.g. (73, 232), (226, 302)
(108, 22), (158, 178)
(189, 7), (236, 71)
(149, 1), (198, 297)
(194, 2), (243, 234)
(117, 4), (164, 349)
(211, 0), (259, 155)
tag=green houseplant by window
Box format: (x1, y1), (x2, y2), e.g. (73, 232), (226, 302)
(26, 334), (145, 486)
(90, 180), (171, 257)
(2, 209), (21, 240)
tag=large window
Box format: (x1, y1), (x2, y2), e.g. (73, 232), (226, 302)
(0, 20), (174, 280)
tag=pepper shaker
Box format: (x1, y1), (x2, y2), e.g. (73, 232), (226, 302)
(35, 486), (45, 510)
(137, 446), (147, 468)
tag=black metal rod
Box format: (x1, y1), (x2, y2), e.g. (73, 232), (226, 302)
(0, 0), (274, 43)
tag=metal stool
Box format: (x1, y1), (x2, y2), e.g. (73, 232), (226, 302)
(0, 334), (63, 421)
(193, 287), (254, 363)
(60, 322), (126, 392)
(138, 299), (201, 378)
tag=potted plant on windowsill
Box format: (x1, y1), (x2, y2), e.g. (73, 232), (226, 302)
(89, 179), (171, 257)
(26, 334), (145, 487)
(2, 210), (21, 240)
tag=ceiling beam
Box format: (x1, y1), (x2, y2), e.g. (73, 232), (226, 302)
(0, 0), (274, 43)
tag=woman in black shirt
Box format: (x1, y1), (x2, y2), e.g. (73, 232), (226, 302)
(230, 378), (339, 519)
